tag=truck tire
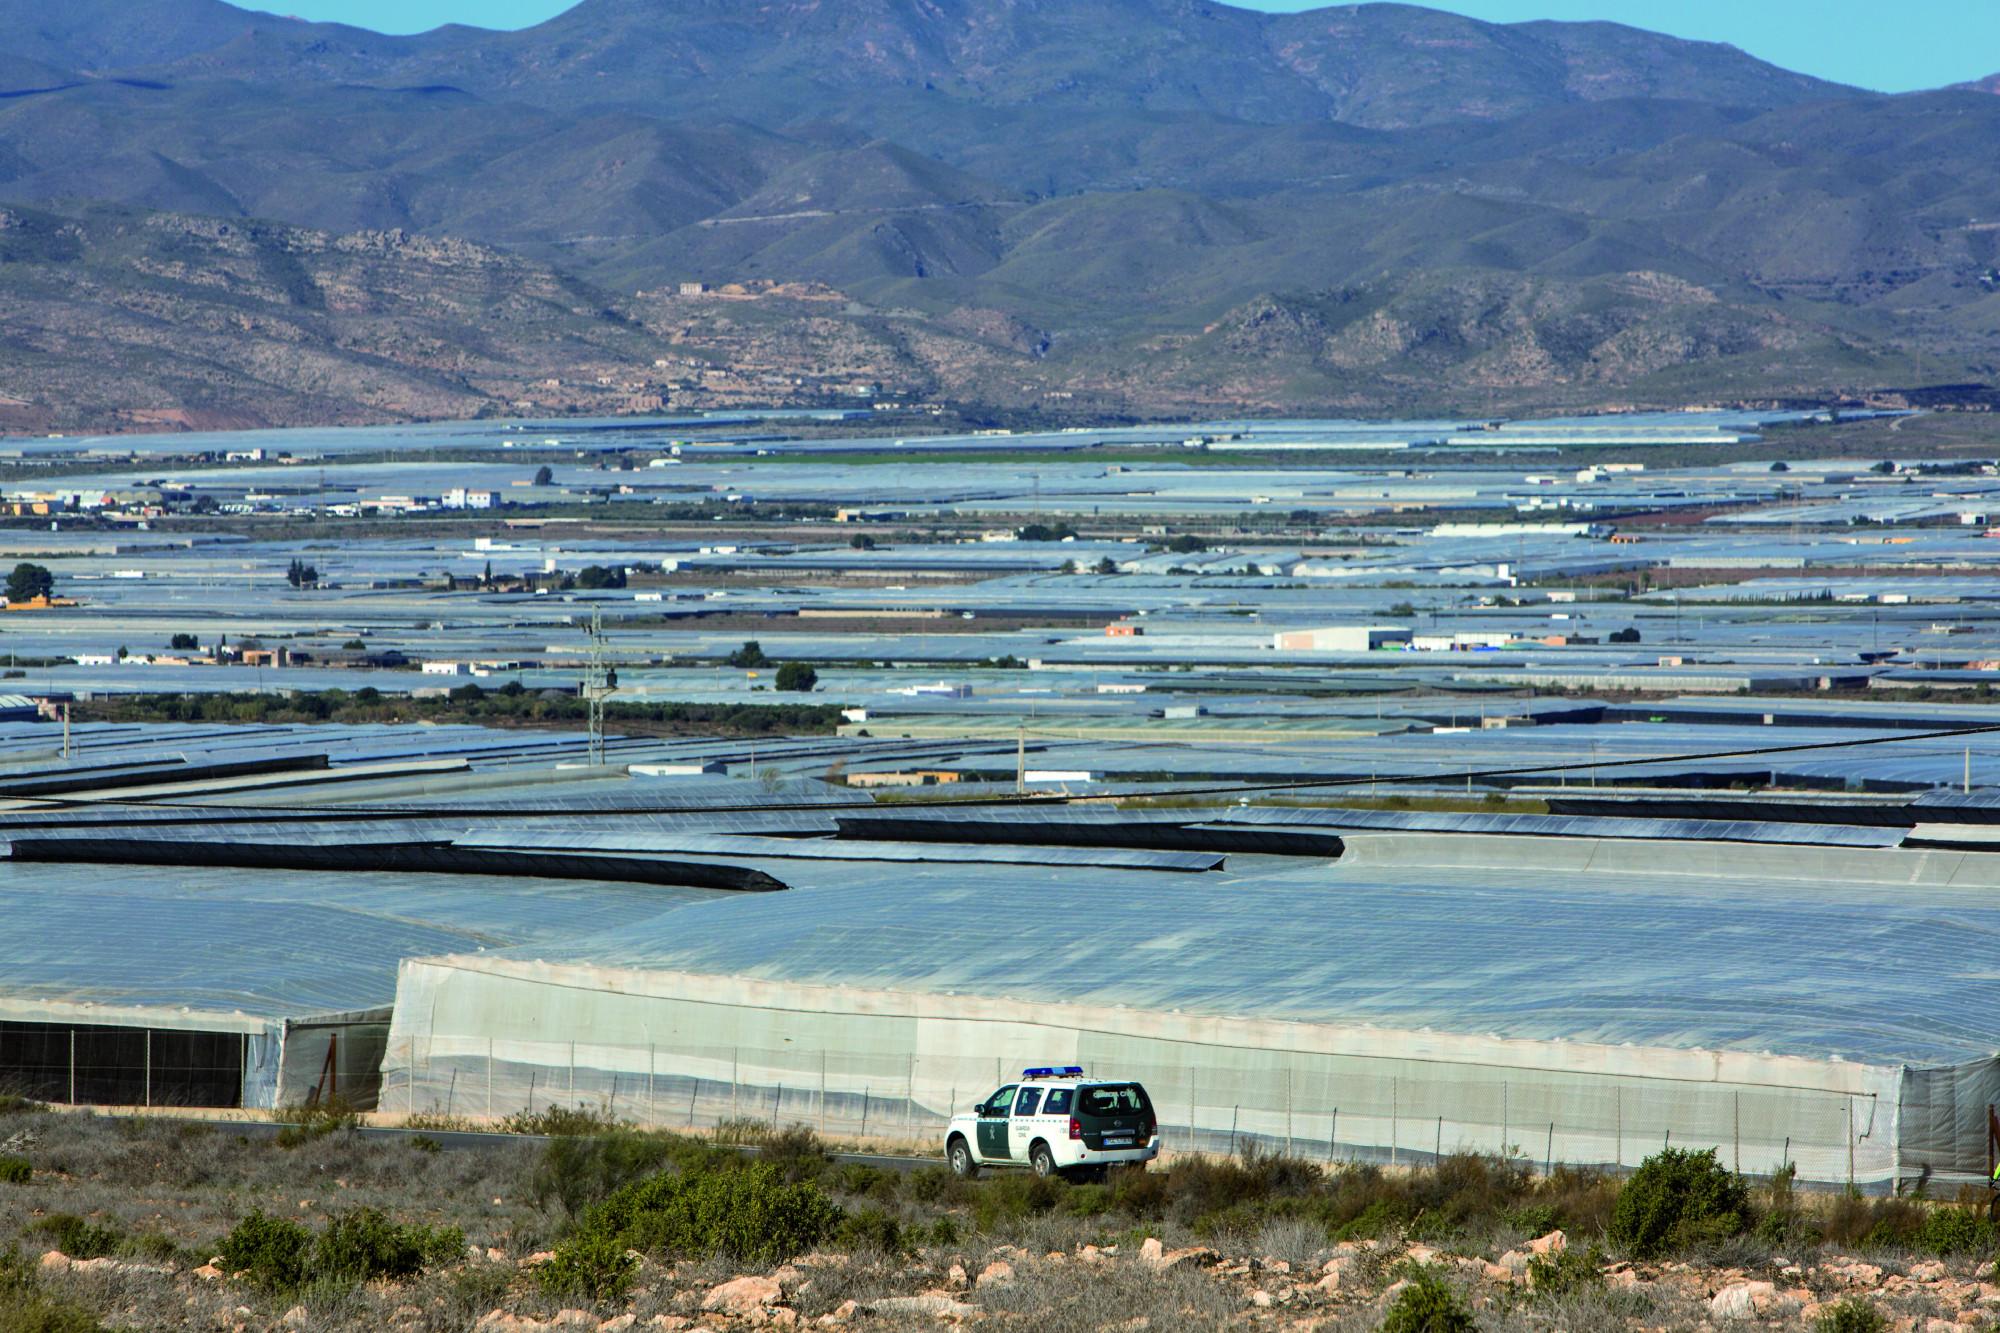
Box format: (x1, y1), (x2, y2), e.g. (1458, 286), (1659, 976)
(949, 1135), (979, 1180)
(1029, 1141), (1058, 1179)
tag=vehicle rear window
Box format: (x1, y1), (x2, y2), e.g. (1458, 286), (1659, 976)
(1043, 1088), (1072, 1114)
(1013, 1087), (1043, 1116)
(1079, 1083), (1149, 1116)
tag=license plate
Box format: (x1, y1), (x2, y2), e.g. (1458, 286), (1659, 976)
(1103, 1136), (1133, 1145)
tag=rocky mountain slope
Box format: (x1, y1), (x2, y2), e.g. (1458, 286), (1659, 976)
(0, 0), (1992, 428)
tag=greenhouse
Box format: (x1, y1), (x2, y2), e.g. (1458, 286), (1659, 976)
(383, 833), (2000, 1190)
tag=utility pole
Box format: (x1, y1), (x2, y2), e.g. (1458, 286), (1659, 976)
(1016, 725), (1026, 794)
(583, 608), (617, 765)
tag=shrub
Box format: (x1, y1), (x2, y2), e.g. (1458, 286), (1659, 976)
(1380, 1267), (1476, 1333)
(834, 1207), (904, 1255)
(0, 1096), (47, 1116)
(219, 1211), (315, 1292)
(573, 1163), (839, 1266)
(774, 662), (818, 692)
(218, 1207), (459, 1293)
(1608, 1148), (1749, 1258)
(1917, 1204), (1994, 1255)
(532, 1131), (682, 1217)
(28, 1217), (121, 1261)
(1526, 1244), (1603, 1298)
(0, 1157), (28, 1185)
(1815, 1297), (1888, 1333)
(971, 1171), (1065, 1230)
(314, 1208), (463, 1284)
(536, 1228), (637, 1301)
(0, 1249), (103, 1333)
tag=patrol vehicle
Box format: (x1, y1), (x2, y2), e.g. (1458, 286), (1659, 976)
(944, 1066), (1158, 1180)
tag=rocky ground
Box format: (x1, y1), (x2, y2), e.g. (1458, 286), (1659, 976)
(3, 1106), (1994, 1332)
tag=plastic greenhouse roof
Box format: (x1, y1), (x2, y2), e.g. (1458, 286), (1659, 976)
(0, 861), (719, 1026)
(461, 841), (2000, 1069)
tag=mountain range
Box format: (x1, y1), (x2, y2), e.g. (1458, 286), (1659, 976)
(1, 0), (1997, 430)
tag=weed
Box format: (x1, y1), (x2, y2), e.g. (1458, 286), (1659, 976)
(498, 1105), (625, 1137)
(1608, 1148), (1749, 1258)
(1815, 1297), (1888, 1333)
(1380, 1266), (1476, 1333)
(272, 1099), (358, 1149)
(757, 1124), (831, 1183)
(904, 1165), (970, 1207)
(408, 1135), (441, 1154)
(403, 1112), (478, 1132)
(0, 1156), (28, 1185)
(0, 1096), (45, 1116)
(972, 1171), (1065, 1230)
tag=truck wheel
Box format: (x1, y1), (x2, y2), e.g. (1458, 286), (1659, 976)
(1029, 1141), (1059, 1180)
(948, 1136), (979, 1180)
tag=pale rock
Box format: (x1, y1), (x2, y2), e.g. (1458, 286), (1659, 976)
(704, 1275), (785, 1315)
(600, 1318), (638, 1332)
(866, 1294), (978, 1319)
(1406, 1245), (1439, 1265)
(1078, 1245), (1110, 1266)
(1527, 1230), (1566, 1257)
(1481, 1263), (1514, 1283)
(280, 1308), (309, 1329)
(1043, 1251), (1066, 1264)
(1317, 1269), (1345, 1294)
(1607, 1270), (1641, 1290)
(947, 1263), (969, 1289)
(976, 1260), (1015, 1288)
(392, 1305), (423, 1321)
(1264, 1259), (1291, 1275)
(1496, 1249), (1530, 1274)
(827, 1302), (858, 1325)
(1913, 1261), (1951, 1282)
(1139, 1237), (1165, 1266)
(768, 1312), (799, 1329)
(192, 1263), (224, 1281)
(1712, 1281), (1776, 1322)
(1380, 1280), (1410, 1306)
(1250, 1291), (1274, 1308)
(1932, 1321), (1966, 1333)
(520, 1250), (558, 1267)
(38, 1251), (69, 1271)
(646, 1318), (691, 1331)
(486, 1247), (509, 1263)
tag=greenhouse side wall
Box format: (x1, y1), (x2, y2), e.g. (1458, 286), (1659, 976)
(384, 956), (1919, 1186)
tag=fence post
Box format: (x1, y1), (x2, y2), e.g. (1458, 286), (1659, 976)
(1229, 1104), (1240, 1156)
(487, 1039), (494, 1119)
(144, 1030), (151, 1109)
(649, 1045), (656, 1123)
(527, 1069), (536, 1115)
(1435, 1115), (1443, 1163)
(688, 1078), (697, 1128)
(1544, 1122), (1553, 1177)
(1848, 1100), (1855, 1190)
(447, 1069), (457, 1116)
(1390, 1079), (1399, 1168)
(1328, 1108), (1338, 1163)
(860, 1087), (870, 1138)
(1614, 1087), (1622, 1169)
(1733, 1092), (1740, 1173)
(568, 1041), (575, 1103)
(819, 1052), (828, 1134)
(731, 1049), (739, 1119)
(1187, 1065), (1197, 1155)
(68, 1028), (75, 1106)
(1501, 1081), (1508, 1159)
(1284, 1066), (1294, 1157)
(772, 1084), (782, 1129)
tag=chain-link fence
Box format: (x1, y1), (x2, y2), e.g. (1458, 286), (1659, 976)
(383, 1032), (1925, 1189)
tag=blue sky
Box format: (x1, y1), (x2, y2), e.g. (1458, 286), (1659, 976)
(239, 0), (2000, 94)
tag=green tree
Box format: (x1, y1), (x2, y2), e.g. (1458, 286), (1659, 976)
(775, 662), (818, 692)
(169, 633), (200, 651)
(574, 565), (627, 589)
(727, 641), (770, 668)
(4, 562), (53, 603)
(533, 465), (555, 486)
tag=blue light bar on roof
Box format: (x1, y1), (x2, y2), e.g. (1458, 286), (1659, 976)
(1022, 1065), (1085, 1079)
